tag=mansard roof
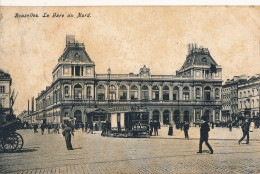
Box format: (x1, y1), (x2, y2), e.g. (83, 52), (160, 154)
(58, 35), (93, 63)
(180, 44), (218, 70)
(0, 69), (11, 79)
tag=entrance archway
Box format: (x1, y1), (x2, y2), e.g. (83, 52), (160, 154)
(173, 110), (180, 123)
(184, 110), (190, 122)
(204, 110), (210, 121)
(153, 110), (160, 121)
(163, 110), (170, 125)
(74, 110), (82, 128)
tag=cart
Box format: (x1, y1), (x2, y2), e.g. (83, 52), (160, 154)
(0, 119), (24, 153)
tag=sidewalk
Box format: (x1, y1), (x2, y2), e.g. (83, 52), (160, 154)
(151, 126), (260, 141)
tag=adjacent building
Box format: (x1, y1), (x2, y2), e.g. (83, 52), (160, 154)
(0, 69), (12, 114)
(35, 36), (222, 128)
(221, 75), (249, 121)
(238, 74), (260, 120)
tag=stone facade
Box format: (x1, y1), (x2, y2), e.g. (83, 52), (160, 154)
(238, 75), (260, 119)
(35, 36), (222, 126)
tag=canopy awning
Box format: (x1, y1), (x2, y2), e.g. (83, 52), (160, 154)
(36, 116), (46, 120)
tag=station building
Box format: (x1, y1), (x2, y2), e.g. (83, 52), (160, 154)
(35, 36), (222, 127)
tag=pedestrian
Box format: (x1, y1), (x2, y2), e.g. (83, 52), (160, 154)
(40, 124), (45, 135)
(197, 116), (213, 154)
(33, 124), (38, 133)
(62, 123), (74, 150)
(154, 120), (160, 136)
(184, 121), (189, 139)
(229, 122), (232, 132)
(238, 118), (250, 144)
(168, 123), (173, 136)
(81, 123), (84, 132)
(149, 119), (154, 136)
(47, 123), (51, 133)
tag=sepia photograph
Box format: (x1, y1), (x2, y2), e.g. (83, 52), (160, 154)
(0, 6), (260, 173)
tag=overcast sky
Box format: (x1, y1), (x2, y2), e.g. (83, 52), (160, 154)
(0, 7), (259, 114)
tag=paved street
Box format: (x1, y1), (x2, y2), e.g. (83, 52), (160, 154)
(0, 127), (260, 174)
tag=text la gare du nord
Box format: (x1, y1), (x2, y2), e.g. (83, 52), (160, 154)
(14, 13), (91, 18)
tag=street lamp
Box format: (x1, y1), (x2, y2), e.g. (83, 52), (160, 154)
(107, 67), (111, 108)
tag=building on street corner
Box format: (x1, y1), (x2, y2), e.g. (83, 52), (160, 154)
(0, 69), (12, 115)
(238, 74), (260, 121)
(34, 35), (222, 129)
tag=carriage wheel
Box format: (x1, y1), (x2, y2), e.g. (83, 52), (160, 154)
(14, 132), (23, 151)
(2, 132), (18, 152)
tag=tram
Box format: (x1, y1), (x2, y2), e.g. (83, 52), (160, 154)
(102, 106), (150, 138)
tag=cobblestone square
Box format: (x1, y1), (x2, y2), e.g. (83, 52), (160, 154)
(0, 127), (260, 174)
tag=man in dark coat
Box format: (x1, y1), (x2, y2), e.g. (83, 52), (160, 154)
(149, 119), (154, 136)
(238, 119), (250, 144)
(62, 123), (74, 150)
(197, 116), (213, 154)
(40, 124), (45, 135)
(183, 121), (190, 139)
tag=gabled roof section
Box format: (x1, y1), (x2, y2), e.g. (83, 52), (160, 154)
(58, 35), (93, 63)
(180, 44), (218, 70)
(0, 69), (11, 79)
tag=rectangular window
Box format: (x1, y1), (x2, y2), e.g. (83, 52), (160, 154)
(131, 91), (138, 100)
(173, 93), (177, 101)
(0, 86), (5, 93)
(183, 92), (189, 100)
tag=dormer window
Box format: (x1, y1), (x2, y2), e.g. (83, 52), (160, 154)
(202, 57), (207, 63)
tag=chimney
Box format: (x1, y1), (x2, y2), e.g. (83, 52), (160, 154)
(32, 97), (34, 113)
(66, 35), (75, 46)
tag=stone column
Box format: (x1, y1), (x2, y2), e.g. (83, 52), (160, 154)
(159, 110), (163, 124)
(213, 109), (215, 122)
(220, 110), (222, 121)
(149, 110), (153, 121)
(116, 83), (120, 100)
(138, 84), (141, 100)
(127, 84), (130, 101)
(170, 110), (173, 124)
(179, 86), (183, 100)
(169, 85), (173, 100)
(148, 84), (152, 101)
(159, 85), (163, 101)
(105, 85), (108, 100)
(193, 109), (196, 123)
(73, 66), (76, 76)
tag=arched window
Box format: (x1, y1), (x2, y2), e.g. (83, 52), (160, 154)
(119, 85), (127, 101)
(183, 86), (189, 101)
(173, 86), (179, 101)
(97, 85), (105, 100)
(153, 110), (160, 121)
(163, 86), (169, 101)
(130, 85), (138, 101)
(204, 86), (211, 101)
(215, 88), (220, 99)
(184, 110), (190, 122)
(141, 85), (149, 101)
(196, 88), (201, 99)
(64, 86), (69, 97)
(109, 85), (116, 101)
(163, 110), (170, 125)
(74, 84), (82, 100)
(152, 86), (159, 101)
(86, 86), (91, 98)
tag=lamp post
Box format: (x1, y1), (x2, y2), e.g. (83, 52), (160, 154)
(107, 67), (111, 108)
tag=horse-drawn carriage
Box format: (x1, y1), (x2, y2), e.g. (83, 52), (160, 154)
(0, 117), (24, 152)
(0, 95), (24, 153)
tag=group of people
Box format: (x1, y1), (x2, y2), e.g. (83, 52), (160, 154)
(149, 120), (161, 136)
(36, 123), (61, 135)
